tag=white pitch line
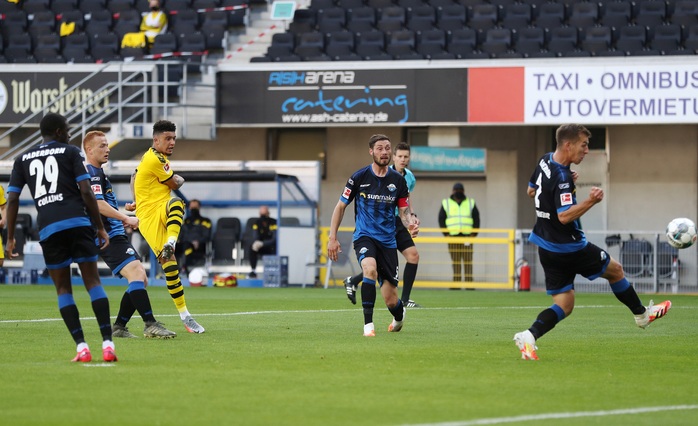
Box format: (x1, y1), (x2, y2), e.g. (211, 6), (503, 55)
(1, 305), (694, 325)
(403, 404), (698, 426)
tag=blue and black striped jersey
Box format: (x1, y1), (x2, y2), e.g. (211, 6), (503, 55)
(528, 153), (587, 253)
(86, 164), (125, 239)
(8, 141), (92, 241)
(340, 165), (410, 248)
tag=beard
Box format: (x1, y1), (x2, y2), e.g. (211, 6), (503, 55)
(373, 154), (390, 167)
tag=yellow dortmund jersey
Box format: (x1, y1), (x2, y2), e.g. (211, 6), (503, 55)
(0, 185), (6, 206)
(134, 147), (174, 217)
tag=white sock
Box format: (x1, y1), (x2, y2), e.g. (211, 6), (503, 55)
(77, 342), (89, 352)
(179, 309), (191, 320)
(102, 340), (114, 350)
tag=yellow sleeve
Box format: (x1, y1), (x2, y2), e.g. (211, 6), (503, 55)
(143, 149), (174, 183)
(0, 186), (6, 206)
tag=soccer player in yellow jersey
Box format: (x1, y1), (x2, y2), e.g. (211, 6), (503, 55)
(0, 185), (7, 267)
(126, 120), (205, 333)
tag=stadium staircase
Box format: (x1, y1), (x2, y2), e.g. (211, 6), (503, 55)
(224, 1), (299, 62)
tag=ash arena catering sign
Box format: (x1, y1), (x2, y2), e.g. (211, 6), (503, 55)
(524, 63), (698, 124)
(216, 68), (469, 126)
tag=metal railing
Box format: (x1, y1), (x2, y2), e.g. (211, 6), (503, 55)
(0, 61), (216, 161)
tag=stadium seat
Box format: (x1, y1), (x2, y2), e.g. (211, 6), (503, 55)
(515, 26), (546, 57)
(416, 28), (446, 58)
(377, 6), (407, 32)
(112, 9), (142, 39)
(151, 33), (179, 54)
(1, 10), (28, 39)
(430, 0), (455, 7)
(62, 33), (93, 62)
(192, 0), (222, 9)
(58, 10), (86, 35)
(80, 0), (108, 14)
(546, 26), (579, 56)
(289, 8), (317, 34)
(535, 2), (565, 30)
(337, 0), (365, 9)
(212, 235), (237, 265)
(599, 0), (633, 28)
(22, 0), (50, 14)
(85, 10), (114, 38)
(91, 32), (121, 62)
(215, 217), (242, 241)
(480, 27), (513, 56)
(294, 31), (326, 59)
(325, 30), (361, 59)
(397, 0), (424, 8)
(170, 9), (201, 37)
(406, 5), (436, 31)
(108, 0), (136, 13)
(467, 3), (500, 31)
(310, 0), (337, 10)
(635, 0), (667, 27)
(222, 0), (248, 27)
(620, 239), (653, 277)
(671, 0), (698, 28)
(4, 33), (34, 63)
(0, 0), (18, 13)
(178, 32), (207, 59)
(367, 0), (396, 11)
(436, 4), (467, 31)
(447, 27), (477, 57)
(34, 46), (65, 63)
(581, 26), (613, 56)
(355, 29), (387, 58)
(615, 25), (647, 55)
(385, 28), (420, 58)
(165, 0), (194, 12)
(317, 7), (348, 33)
(500, 2), (532, 30)
(346, 7), (376, 32)
(650, 23), (682, 53)
(567, 1), (599, 29)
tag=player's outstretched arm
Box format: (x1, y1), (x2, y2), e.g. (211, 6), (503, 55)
(4, 192), (20, 258)
(164, 174), (185, 190)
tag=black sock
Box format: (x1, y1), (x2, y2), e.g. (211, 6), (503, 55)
(88, 286), (112, 341)
(59, 304), (85, 344)
(126, 281), (156, 323)
(388, 299), (404, 321)
(400, 262), (418, 302)
(529, 307), (563, 340)
(361, 279), (376, 324)
(350, 273), (363, 287)
(115, 292), (137, 326)
(611, 279), (646, 315)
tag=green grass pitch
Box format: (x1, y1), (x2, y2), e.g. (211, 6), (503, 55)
(1, 285), (697, 425)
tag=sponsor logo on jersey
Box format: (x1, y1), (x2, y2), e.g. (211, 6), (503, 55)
(387, 183), (396, 192)
(560, 193), (573, 206)
(126, 248), (135, 256)
(559, 183), (570, 189)
(91, 176), (100, 181)
(342, 187), (351, 199)
(91, 184), (102, 195)
(163, 163), (170, 172)
(359, 247), (368, 254)
(348, 178), (354, 185)
(360, 184), (370, 188)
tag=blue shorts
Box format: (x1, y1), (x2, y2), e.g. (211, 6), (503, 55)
(40, 226), (99, 269)
(353, 236), (400, 287)
(100, 234), (141, 278)
(538, 243), (611, 295)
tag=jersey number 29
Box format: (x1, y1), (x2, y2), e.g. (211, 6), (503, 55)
(29, 156), (59, 198)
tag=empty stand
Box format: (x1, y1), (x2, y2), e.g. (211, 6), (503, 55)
(151, 32), (179, 54)
(480, 27), (512, 57)
(515, 26), (546, 57)
(568, 1), (599, 29)
(615, 25), (648, 54)
(317, 7), (347, 33)
(416, 28), (447, 57)
(447, 27), (477, 58)
(346, 6), (377, 32)
(85, 10), (114, 37)
(535, 2), (565, 30)
(436, 4), (467, 31)
(377, 5), (407, 32)
(468, 3), (499, 31)
(295, 31), (326, 59)
(547, 26), (579, 56)
(386, 28), (422, 59)
(650, 23), (682, 53)
(500, 2), (531, 30)
(581, 25), (613, 56)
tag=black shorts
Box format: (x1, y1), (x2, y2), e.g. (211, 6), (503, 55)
(538, 242), (611, 295)
(40, 226), (99, 270)
(100, 234), (141, 278)
(395, 217), (415, 252)
(353, 236), (400, 287)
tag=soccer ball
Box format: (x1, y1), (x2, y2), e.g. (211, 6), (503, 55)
(665, 218), (697, 249)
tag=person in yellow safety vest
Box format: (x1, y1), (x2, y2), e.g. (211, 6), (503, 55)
(438, 183), (480, 283)
(140, 0), (168, 45)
